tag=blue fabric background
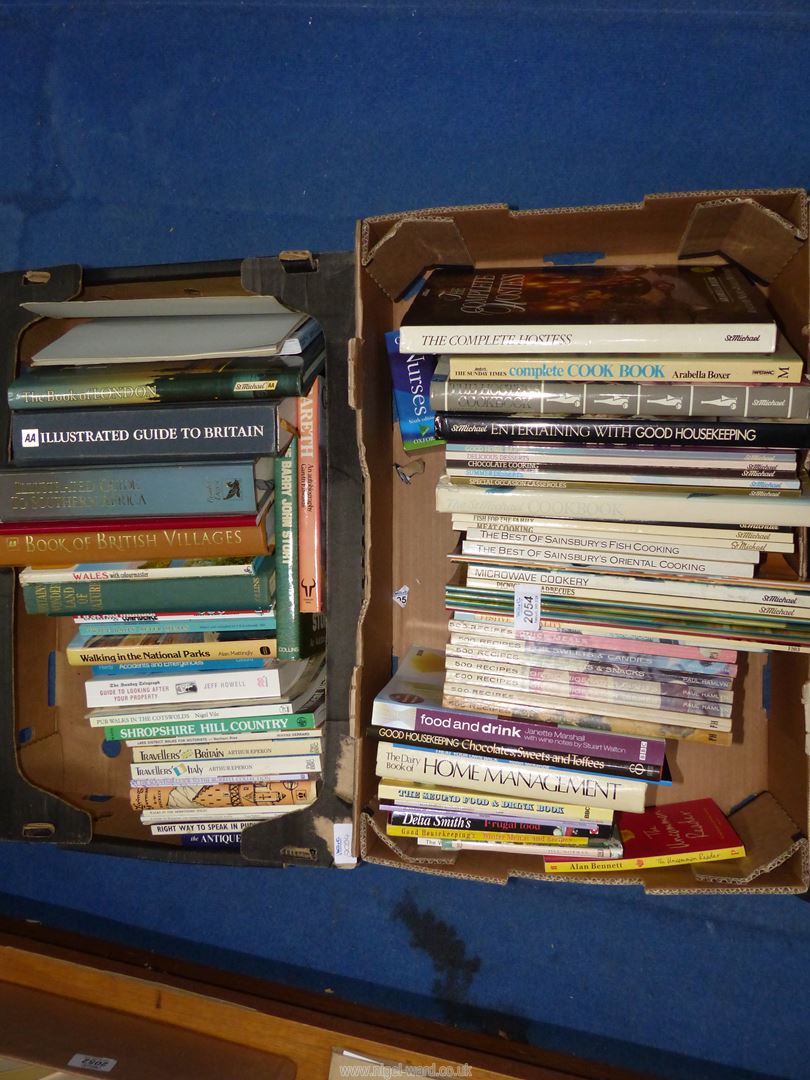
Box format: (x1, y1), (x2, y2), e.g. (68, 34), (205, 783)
(1, 3), (809, 1077)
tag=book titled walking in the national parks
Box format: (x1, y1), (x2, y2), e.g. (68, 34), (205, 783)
(398, 265), (778, 355)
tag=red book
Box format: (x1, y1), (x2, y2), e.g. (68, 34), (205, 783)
(0, 513), (259, 535)
(296, 376), (324, 612)
(543, 798), (745, 873)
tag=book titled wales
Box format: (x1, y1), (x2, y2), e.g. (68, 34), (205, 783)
(0, 459), (273, 522)
(10, 399), (297, 464)
(399, 265), (778, 354)
(542, 798), (745, 873)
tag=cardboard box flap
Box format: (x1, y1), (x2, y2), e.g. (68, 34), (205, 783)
(678, 198), (806, 282)
(690, 789), (807, 884)
(361, 808), (459, 866)
(362, 217), (474, 300)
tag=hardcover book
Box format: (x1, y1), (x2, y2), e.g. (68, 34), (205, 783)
(542, 798), (745, 872)
(399, 265), (778, 354)
(23, 295), (320, 365)
(8, 338), (325, 409)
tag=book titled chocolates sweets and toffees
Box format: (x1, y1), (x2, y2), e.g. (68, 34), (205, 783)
(398, 265), (778, 355)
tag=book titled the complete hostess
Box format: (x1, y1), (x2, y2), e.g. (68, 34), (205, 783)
(384, 330), (444, 451)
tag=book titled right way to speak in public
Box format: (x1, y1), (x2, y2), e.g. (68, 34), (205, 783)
(398, 264), (778, 355)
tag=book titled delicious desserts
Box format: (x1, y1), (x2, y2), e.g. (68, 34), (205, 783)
(398, 265), (778, 355)
(543, 797), (744, 872)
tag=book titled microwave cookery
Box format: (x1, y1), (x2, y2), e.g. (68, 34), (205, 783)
(398, 265), (778, 355)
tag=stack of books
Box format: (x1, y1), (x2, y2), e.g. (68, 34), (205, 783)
(4, 295), (327, 847)
(374, 262), (810, 868)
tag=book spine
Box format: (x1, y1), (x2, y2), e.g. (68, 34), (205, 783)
(436, 477), (810, 529)
(446, 641), (735, 686)
(0, 461), (261, 521)
(387, 824), (594, 846)
(150, 820), (270, 835)
(417, 837), (623, 857)
(377, 781), (614, 823)
(458, 540), (751, 578)
(7, 364), (312, 409)
(463, 562), (810, 613)
(372, 725), (663, 780)
(441, 682), (730, 731)
(296, 378), (324, 612)
(400, 323), (778, 355)
(446, 616), (738, 663)
(447, 466), (798, 492)
(381, 803), (611, 834)
(180, 834), (244, 847)
(434, 414), (810, 449)
(77, 614), (277, 636)
(91, 658), (265, 677)
(445, 653), (732, 698)
(376, 743), (647, 812)
(443, 670), (730, 718)
(131, 737), (322, 762)
(274, 437), (327, 659)
(102, 712), (322, 740)
(10, 401), (293, 463)
(68, 637), (279, 666)
(441, 692), (732, 745)
(433, 377), (810, 414)
(133, 771), (311, 788)
(130, 754), (320, 781)
(446, 445), (796, 471)
(129, 779), (317, 810)
(450, 513), (793, 548)
(22, 571), (275, 616)
(542, 846), (746, 873)
(444, 357), (802, 383)
(85, 665), (289, 708)
(461, 528), (761, 563)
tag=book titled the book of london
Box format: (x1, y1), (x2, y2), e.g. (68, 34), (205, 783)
(399, 265), (778, 355)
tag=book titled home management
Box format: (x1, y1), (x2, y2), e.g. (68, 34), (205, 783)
(398, 265), (778, 354)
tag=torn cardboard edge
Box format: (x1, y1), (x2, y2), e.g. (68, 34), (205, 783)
(361, 191), (807, 300)
(692, 789), (807, 884)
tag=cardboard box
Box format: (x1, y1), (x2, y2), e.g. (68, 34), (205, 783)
(350, 190), (810, 892)
(0, 254), (362, 866)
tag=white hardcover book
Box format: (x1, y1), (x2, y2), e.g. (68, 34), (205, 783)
(437, 474), (810, 528)
(376, 780), (615, 824)
(375, 743), (648, 813)
(447, 467), (800, 490)
(85, 658), (311, 709)
(150, 820), (276, 835)
(133, 771), (311, 788)
(451, 514), (794, 550)
(445, 444), (797, 467)
(20, 559), (262, 585)
(458, 540), (754, 578)
(441, 681), (732, 732)
(140, 804), (313, 824)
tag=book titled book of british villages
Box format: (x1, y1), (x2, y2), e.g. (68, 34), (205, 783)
(399, 265), (777, 355)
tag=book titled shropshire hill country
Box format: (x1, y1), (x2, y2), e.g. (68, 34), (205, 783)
(398, 265), (778, 355)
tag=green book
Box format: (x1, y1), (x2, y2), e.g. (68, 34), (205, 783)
(273, 437), (326, 660)
(8, 337), (324, 409)
(103, 711), (323, 741)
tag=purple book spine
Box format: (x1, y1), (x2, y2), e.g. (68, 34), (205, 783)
(411, 705), (666, 766)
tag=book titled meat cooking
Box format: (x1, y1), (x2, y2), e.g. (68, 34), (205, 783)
(399, 265), (778, 355)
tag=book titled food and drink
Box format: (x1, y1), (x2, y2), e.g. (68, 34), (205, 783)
(6, 295), (329, 848)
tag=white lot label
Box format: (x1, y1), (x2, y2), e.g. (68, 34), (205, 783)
(68, 1053), (117, 1072)
(514, 584), (542, 632)
(333, 822), (357, 866)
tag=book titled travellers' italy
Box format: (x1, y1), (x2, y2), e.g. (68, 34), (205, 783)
(398, 265), (778, 355)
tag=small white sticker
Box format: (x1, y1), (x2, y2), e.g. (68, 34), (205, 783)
(514, 585), (542, 632)
(333, 822), (357, 866)
(68, 1054), (117, 1073)
(393, 585), (410, 609)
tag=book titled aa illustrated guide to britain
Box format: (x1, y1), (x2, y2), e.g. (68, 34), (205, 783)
(398, 265), (778, 354)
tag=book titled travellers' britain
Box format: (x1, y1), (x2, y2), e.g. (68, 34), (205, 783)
(398, 265), (778, 355)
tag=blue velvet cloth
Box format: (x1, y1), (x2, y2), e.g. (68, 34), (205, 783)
(0, 3), (809, 1077)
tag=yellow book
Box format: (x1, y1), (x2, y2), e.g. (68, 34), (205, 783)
(387, 824), (590, 845)
(66, 632), (277, 665)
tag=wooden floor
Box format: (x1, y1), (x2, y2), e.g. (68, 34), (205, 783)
(0, 925), (649, 1080)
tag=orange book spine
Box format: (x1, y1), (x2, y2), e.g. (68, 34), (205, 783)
(0, 523), (272, 567)
(296, 377), (323, 612)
